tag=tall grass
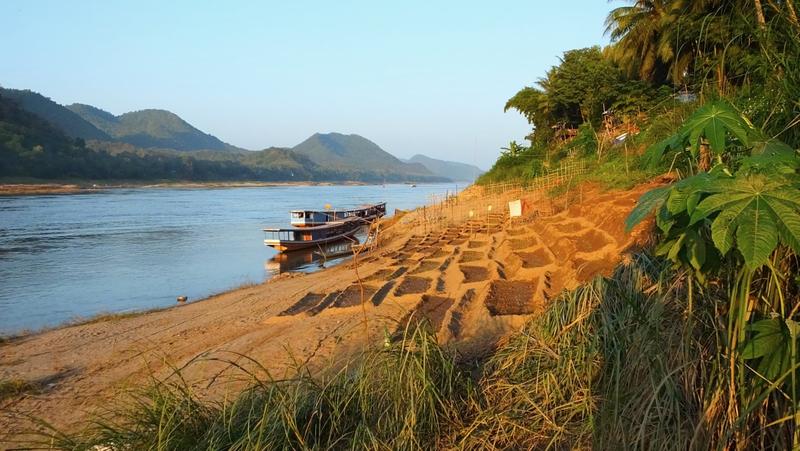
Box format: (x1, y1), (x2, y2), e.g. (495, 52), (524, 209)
(40, 251), (799, 449)
(48, 324), (470, 450)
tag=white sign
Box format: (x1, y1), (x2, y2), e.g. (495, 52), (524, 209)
(508, 200), (522, 218)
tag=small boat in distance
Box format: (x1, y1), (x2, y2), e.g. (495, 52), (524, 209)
(264, 202), (386, 252)
(290, 202), (386, 227)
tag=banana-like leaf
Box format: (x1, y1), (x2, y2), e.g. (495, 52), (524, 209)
(691, 175), (800, 269)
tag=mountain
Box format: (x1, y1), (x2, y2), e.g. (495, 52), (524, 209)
(404, 154), (484, 182)
(67, 104), (240, 152)
(292, 133), (446, 181)
(0, 93), (316, 181)
(0, 88), (110, 141)
(1, 86), (450, 183)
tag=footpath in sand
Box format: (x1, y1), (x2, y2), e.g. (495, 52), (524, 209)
(0, 180), (660, 443)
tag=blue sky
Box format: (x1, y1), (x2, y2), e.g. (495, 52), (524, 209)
(0, 1), (616, 169)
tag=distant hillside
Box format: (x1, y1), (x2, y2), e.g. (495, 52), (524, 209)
(1, 86), (450, 183)
(0, 88), (110, 141)
(293, 133), (448, 181)
(404, 154), (484, 181)
(68, 104), (240, 152)
(0, 92), (310, 181)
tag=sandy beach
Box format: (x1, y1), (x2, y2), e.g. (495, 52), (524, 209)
(0, 180), (659, 446)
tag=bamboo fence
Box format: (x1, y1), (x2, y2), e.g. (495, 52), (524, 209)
(406, 160), (589, 235)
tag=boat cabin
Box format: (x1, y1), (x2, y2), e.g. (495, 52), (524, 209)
(290, 210), (331, 227)
(289, 202), (386, 227)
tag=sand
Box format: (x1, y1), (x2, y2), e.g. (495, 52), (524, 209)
(0, 179), (661, 445)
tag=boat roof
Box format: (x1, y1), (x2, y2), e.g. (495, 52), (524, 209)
(290, 202), (385, 214)
(264, 217), (364, 232)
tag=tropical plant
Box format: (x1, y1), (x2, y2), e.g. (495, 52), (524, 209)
(628, 99), (800, 447)
(605, 0), (683, 84)
(500, 140), (525, 158)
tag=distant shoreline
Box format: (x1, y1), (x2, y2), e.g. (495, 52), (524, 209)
(0, 180), (450, 196)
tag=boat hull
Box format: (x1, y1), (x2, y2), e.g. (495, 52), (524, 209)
(264, 224), (361, 252)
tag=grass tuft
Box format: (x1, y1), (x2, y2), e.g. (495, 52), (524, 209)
(0, 379), (39, 402)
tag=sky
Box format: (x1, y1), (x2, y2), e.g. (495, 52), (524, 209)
(0, 1), (616, 169)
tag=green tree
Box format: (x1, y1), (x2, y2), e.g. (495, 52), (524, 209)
(605, 0), (682, 84)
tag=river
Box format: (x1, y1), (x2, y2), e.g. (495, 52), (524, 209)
(0, 183), (459, 333)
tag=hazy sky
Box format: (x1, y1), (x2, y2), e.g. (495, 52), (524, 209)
(1, 1), (615, 169)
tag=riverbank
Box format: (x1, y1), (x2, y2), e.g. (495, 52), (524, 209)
(0, 180), (658, 445)
(0, 180), (376, 196)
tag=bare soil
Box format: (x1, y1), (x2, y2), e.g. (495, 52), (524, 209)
(485, 280), (539, 315)
(393, 276), (432, 296)
(332, 284), (378, 308)
(460, 265), (491, 283)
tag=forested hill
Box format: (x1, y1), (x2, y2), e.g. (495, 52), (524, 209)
(0, 92), (308, 181)
(292, 133), (438, 179)
(0, 92), (450, 183)
(0, 88), (110, 141)
(67, 104), (241, 152)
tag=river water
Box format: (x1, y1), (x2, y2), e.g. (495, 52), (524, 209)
(0, 183), (459, 334)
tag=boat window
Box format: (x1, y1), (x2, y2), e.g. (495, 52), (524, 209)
(292, 212), (305, 219)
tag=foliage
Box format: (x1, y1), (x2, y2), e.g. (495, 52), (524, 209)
(476, 142), (548, 184)
(631, 101), (800, 271)
(691, 174), (800, 269)
(565, 122), (599, 156)
(605, 0), (800, 92)
(643, 100), (753, 171)
(627, 98), (800, 449)
(505, 46), (663, 145)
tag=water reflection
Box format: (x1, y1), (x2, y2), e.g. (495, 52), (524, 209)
(265, 236), (360, 275)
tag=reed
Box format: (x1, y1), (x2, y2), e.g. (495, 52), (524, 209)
(37, 251), (800, 449)
(45, 323), (471, 450)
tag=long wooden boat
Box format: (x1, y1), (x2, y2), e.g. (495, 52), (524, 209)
(290, 202), (386, 227)
(264, 217), (364, 252)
